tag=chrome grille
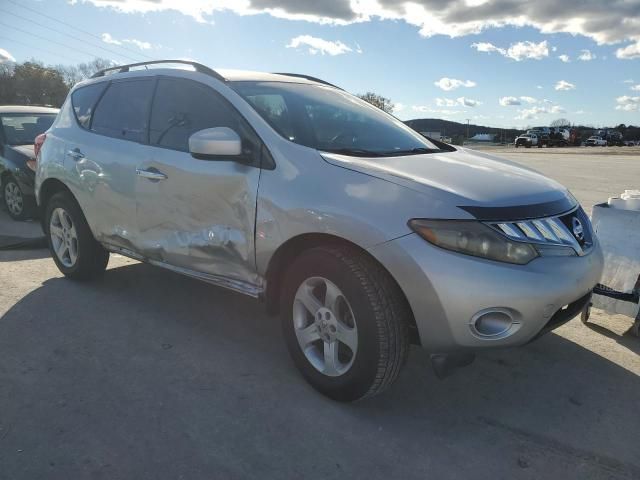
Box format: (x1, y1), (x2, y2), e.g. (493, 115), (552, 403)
(487, 207), (593, 256)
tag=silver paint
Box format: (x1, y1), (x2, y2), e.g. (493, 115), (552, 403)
(37, 67), (604, 355)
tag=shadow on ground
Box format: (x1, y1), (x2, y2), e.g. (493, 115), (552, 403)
(0, 262), (638, 479)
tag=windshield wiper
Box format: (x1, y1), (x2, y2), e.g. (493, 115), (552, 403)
(322, 148), (384, 157)
(379, 147), (439, 156)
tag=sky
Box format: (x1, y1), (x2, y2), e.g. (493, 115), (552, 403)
(0, 0), (639, 128)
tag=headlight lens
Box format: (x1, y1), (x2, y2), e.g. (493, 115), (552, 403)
(409, 219), (539, 265)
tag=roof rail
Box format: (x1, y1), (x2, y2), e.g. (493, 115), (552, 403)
(272, 72), (342, 90)
(91, 59), (226, 81)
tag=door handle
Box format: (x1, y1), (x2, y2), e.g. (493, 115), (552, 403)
(67, 149), (84, 161)
(136, 168), (167, 181)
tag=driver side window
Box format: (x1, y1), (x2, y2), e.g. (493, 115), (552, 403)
(149, 78), (261, 163)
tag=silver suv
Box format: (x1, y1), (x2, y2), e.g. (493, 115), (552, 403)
(36, 60), (603, 401)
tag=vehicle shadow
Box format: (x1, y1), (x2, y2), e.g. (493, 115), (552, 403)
(583, 321), (640, 355)
(0, 261), (638, 479)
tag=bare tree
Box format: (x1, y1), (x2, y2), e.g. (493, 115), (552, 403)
(356, 92), (395, 114)
(56, 58), (115, 87)
(550, 118), (571, 127)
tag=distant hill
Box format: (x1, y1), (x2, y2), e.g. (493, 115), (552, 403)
(404, 118), (640, 142)
(405, 118), (523, 141)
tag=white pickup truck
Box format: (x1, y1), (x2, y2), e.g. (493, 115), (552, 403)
(514, 133), (539, 148)
(586, 136), (607, 146)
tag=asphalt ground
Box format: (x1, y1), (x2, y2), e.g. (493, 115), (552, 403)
(0, 146), (638, 479)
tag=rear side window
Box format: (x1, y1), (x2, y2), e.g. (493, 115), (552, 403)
(71, 82), (108, 129)
(92, 79), (153, 143)
(149, 78), (255, 154)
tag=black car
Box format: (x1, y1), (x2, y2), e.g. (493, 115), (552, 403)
(0, 106), (58, 220)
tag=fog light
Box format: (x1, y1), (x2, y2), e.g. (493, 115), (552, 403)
(471, 309), (515, 337)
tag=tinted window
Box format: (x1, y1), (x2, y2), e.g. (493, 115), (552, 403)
(0, 114), (56, 145)
(149, 78), (259, 159)
(71, 82), (108, 129)
(231, 81), (438, 157)
(92, 79), (153, 143)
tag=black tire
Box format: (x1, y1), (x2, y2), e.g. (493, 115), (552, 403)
(3, 175), (35, 221)
(280, 245), (410, 402)
(44, 191), (109, 280)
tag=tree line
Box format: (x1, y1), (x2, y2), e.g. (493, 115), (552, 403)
(0, 58), (113, 107)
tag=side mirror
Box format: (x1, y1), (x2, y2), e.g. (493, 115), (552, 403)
(189, 127), (242, 160)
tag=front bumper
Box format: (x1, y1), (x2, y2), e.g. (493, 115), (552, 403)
(368, 233), (604, 352)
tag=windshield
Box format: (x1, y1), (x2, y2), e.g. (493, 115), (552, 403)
(0, 114), (56, 145)
(231, 81), (439, 157)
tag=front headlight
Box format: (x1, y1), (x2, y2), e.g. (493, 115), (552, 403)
(408, 219), (539, 265)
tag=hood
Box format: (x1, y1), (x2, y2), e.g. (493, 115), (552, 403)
(321, 147), (576, 220)
(6, 145), (35, 160)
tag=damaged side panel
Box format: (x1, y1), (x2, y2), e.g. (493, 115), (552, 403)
(135, 147), (262, 291)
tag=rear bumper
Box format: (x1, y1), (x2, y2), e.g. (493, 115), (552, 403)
(368, 233), (604, 352)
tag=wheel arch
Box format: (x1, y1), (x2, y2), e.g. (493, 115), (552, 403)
(263, 232), (419, 343)
(37, 178), (76, 229)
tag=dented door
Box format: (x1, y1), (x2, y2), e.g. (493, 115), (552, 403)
(135, 148), (261, 288)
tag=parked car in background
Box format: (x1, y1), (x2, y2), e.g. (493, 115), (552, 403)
(1, 106), (59, 220)
(515, 133), (539, 148)
(585, 136), (607, 147)
(36, 60), (603, 401)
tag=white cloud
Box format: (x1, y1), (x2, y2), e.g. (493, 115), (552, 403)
(286, 35), (352, 55)
(393, 102), (406, 113)
(519, 96), (538, 104)
(101, 32), (153, 50)
(536, 85), (543, 89)
(434, 77), (476, 91)
(438, 97), (481, 107)
(436, 97), (458, 107)
(623, 79), (635, 84)
(555, 80), (576, 91)
(515, 106), (548, 120)
(0, 48), (15, 63)
(411, 105), (463, 116)
(550, 105), (566, 114)
(457, 96), (481, 107)
(615, 96), (640, 111)
(471, 41), (506, 55)
(77, 1), (640, 60)
(499, 96), (521, 106)
(578, 49), (596, 61)
(631, 84), (640, 91)
(575, 110), (585, 114)
(616, 42), (640, 60)
(505, 40), (549, 61)
(558, 54), (570, 62)
(472, 40), (549, 61)
(101, 33), (121, 45)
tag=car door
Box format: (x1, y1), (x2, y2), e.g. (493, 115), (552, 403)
(135, 77), (263, 290)
(70, 78), (154, 251)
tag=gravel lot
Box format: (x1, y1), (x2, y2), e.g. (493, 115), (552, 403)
(1, 147), (639, 479)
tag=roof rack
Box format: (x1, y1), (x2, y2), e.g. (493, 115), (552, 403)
(272, 73), (342, 90)
(91, 59), (226, 81)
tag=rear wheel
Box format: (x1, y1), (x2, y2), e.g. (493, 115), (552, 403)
(281, 245), (410, 402)
(44, 191), (109, 280)
(3, 176), (35, 221)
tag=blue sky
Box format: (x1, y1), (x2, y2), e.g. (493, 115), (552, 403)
(1, 0), (639, 128)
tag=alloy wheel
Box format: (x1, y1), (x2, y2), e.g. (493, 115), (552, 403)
(4, 182), (23, 217)
(293, 277), (358, 377)
(49, 207), (79, 267)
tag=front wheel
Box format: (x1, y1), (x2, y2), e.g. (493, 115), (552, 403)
(44, 191), (109, 280)
(281, 246), (410, 402)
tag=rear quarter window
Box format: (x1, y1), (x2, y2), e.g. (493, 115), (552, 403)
(71, 82), (108, 129)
